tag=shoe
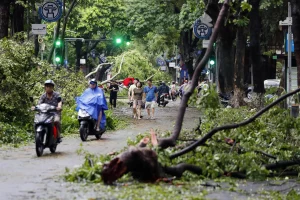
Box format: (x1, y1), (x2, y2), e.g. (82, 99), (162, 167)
(150, 116), (155, 120)
(138, 117), (141, 120)
(96, 128), (100, 132)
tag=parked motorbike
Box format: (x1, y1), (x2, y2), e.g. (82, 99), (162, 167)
(78, 109), (106, 141)
(159, 93), (169, 107)
(31, 97), (61, 157)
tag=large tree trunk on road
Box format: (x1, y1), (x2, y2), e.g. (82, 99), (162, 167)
(291, 0), (300, 87)
(232, 26), (246, 107)
(249, 0), (264, 93)
(0, 0), (10, 39)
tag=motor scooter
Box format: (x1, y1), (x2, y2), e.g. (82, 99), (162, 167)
(30, 97), (61, 157)
(159, 93), (169, 107)
(78, 109), (106, 141)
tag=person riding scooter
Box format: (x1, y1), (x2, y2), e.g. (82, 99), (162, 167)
(76, 79), (108, 132)
(33, 80), (63, 143)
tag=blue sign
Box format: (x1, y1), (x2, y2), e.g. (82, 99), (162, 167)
(193, 19), (212, 39)
(38, 0), (62, 22)
(285, 33), (294, 53)
(156, 58), (165, 66)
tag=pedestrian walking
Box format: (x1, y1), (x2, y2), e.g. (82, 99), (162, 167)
(143, 80), (158, 119)
(131, 82), (143, 119)
(109, 81), (119, 109)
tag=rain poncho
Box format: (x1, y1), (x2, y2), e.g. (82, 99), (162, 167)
(76, 87), (108, 129)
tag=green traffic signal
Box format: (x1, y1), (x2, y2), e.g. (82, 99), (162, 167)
(116, 38), (122, 44)
(209, 60), (215, 65)
(55, 57), (61, 62)
(55, 40), (62, 47)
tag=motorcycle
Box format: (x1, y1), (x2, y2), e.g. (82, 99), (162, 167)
(31, 97), (61, 157)
(78, 109), (106, 141)
(159, 93), (169, 107)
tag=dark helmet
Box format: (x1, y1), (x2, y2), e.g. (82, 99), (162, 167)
(89, 78), (97, 85)
(44, 80), (55, 87)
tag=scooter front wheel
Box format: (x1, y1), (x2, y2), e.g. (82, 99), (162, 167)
(79, 125), (88, 141)
(35, 137), (44, 157)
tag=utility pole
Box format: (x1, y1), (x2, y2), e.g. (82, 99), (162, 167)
(279, 2), (293, 106)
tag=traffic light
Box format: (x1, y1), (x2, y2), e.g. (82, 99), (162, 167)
(209, 55), (216, 67)
(115, 37), (122, 44)
(54, 39), (63, 65)
(125, 36), (131, 46)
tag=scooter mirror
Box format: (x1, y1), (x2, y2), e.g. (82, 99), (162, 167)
(29, 97), (34, 103)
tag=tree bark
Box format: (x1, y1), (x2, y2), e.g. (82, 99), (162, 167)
(179, 30), (197, 78)
(61, 0), (77, 62)
(232, 26), (246, 107)
(291, 0), (300, 87)
(216, 24), (235, 94)
(11, 2), (24, 35)
(158, 0), (230, 149)
(249, 0), (264, 93)
(0, 0), (10, 39)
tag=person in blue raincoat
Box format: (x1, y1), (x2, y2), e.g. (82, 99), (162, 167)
(76, 79), (108, 131)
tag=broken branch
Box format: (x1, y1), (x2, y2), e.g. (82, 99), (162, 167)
(170, 87), (300, 159)
(158, 0), (231, 149)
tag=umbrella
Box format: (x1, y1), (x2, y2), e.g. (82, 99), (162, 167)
(123, 77), (135, 86)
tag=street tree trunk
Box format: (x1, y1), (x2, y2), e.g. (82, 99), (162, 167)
(0, 0), (10, 39)
(11, 2), (24, 35)
(216, 24), (235, 94)
(232, 26), (246, 107)
(179, 29), (199, 78)
(249, 0), (264, 93)
(291, 0), (300, 87)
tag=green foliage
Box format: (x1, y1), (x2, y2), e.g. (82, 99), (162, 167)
(110, 50), (171, 82)
(0, 122), (32, 147)
(179, 0), (205, 31)
(189, 85), (220, 110)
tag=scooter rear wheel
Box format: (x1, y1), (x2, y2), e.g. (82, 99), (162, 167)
(50, 144), (57, 153)
(79, 125), (88, 141)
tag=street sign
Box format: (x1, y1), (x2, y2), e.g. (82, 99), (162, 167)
(202, 40), (210, 48)
(285, 33), (295, 53)
(32, 24), (47, 35)
(279, 17), (292, 26)
(38, 0), (62, 22)
(193, 13), (213, 39)
(169, 62), (175, 67)
(160, 66), (166, 71)
(80, 59), (86, 65)
(156, 58), (165, 66)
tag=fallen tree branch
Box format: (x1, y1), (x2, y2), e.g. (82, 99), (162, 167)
(100, 52), (128, 85)
(85, 63), (112, 79)
(158, 0), (231, 149)
(170, 87), (300, 159)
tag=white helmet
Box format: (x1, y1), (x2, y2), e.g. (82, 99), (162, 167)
(44, 80), (55, 87)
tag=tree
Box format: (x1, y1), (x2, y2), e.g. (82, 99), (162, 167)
(0, 0), (11, 39)
(291, 0), (300, 87)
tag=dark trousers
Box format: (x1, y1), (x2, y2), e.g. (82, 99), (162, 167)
(110, 95), (117, 108)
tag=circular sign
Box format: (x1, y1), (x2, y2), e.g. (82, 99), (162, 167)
(193, 19), (212, 39)
(38, 1), (62, 22)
